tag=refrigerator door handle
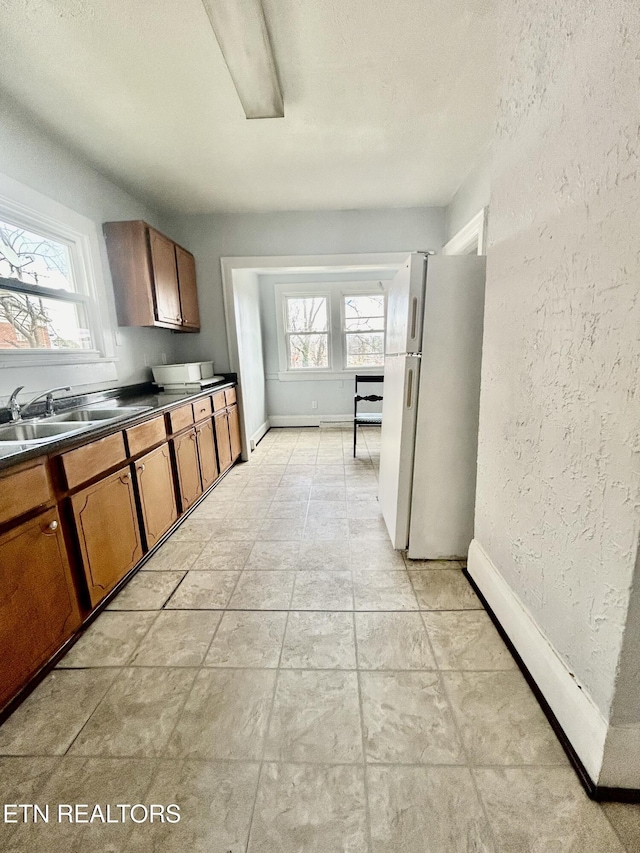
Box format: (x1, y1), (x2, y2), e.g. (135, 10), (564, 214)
(406, 367), (414, 409)
(410, 297), (419, 342)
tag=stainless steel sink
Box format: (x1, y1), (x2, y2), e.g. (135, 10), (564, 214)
(49, 405), (149, 422)
(0, 421), (87, 441)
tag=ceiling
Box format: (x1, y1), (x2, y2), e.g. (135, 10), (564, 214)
(0, 0), (497, 214)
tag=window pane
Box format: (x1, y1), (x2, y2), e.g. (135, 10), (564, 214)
(0, 290), (92, 350)
(286, 297), (327, 333)
(288, 333), (329, 369)
(0, 219), (75, 292)
(346, 332), (385, 368)
(344, 294), (384, 324)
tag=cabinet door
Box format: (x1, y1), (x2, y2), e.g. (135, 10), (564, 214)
(214, 412), (233, 474)
(134, 443), (178, 548)
(196, 419), (219, 491)
(0, 508), (81, 709)
(176, 245), (200, 330)
(148, 227), (181, 326)
(227, 404), (242, 461)
(173, 428), (203, 511)
(71, 466), (144, 607)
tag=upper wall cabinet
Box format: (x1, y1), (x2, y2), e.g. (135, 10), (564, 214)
(103, 220), (200, 332)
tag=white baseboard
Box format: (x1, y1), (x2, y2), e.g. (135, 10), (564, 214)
(269, 414), (353, 428)
(467, 539), (608, 783)
(250, 419), (270, 449)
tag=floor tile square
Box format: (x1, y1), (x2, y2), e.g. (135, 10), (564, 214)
(281, 612), (357, 669)
(601, 802), (640, 853)
(265, 670), (363, 763)
(58, 611), (156, 668)
(143, 541), (205, 571)
(353, 570), (418, 610)
(259, 518), (305, 541)
(248, 763), (368, 853)
(408, 569), (482, 609)
(167, 669), (276, 760)
(266, 500), (308, 519)
(355, 612), (436, 669)
(126, 759), (260, 853)
(228, 570), (295, 609)
(204, 611), (287, 667)
(129, 611), (221, 666)
(245, 541), (301, 570)
(291, 571), (354, 610)
(360, 671), (464, 764)
(368, 765), (495, 853)
(190, 540), (253, 571)
(107, 570), (186, 610)
(68, 668), (196, 757)
(298, 541), (351, 571)
(0, 669), (118, 755)
(443, 671), (566, 765)
(306, 500), (348, 519)
(422, 611), (516, 670)
(474, 767), (625, 852)
(303, 517), (350, 540)
(165, 571), (239, 609)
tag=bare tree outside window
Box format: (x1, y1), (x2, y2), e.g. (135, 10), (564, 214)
(285, 296), (329, 369)
(0, 218), (92, 350)
(344, 293), (385, 367)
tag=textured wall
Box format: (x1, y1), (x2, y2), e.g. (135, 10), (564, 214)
(476, 0), (640, 716)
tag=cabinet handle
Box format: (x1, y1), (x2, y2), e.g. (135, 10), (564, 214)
(138, 463), (145, 472)
(120, 472), (132, 483)
(44, 520), (58, 532)
(176, 314), (182, 321)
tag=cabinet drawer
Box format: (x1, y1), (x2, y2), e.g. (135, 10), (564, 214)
(62, 432), (127, 490)
(212, 390), (227, 412)
(224, 386), (237, 407)
(126, 415), (166, 456)
(192, 396), (213, 422)
(0, 459), (52, 526)
(167, 403), (194, 434)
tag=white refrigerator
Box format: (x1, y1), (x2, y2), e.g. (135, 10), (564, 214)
(378, 252), (486, 559)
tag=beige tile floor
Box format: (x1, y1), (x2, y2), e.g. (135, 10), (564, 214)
(0, 426), (639, 852)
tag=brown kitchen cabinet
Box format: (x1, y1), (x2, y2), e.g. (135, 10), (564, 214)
(134, 443), (178, 549)
(214, 411), (233, 474)
(173, 428), (203, 511)
(228, 404), (242, 461)
(196, 419), (219, 490)
(71, 465), (144, 607)
(0, 508), (81, 708)
(103, 220), (200, 332)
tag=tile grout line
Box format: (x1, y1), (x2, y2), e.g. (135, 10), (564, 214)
(353, 610), (375, 853)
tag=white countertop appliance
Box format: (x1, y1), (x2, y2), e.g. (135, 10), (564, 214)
(151, 361), (225, 390)
(378, 252), (486, 559)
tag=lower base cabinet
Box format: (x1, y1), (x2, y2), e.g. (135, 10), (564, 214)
(71, 466), (144, 607)
(0, 508), (81, 708)
(173, 428), (203, 511)
(196, 419), (219, 490)
(214, 411), (233, 473)
(228, 404), (242, 461)
(134, 443), (178, 548)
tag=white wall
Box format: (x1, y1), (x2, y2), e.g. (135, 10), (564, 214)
(165, 207), (445, 374)
(445, 150), (491, 244)
(258, 270), (392, 424)
(469, 0), (640, 785)
(0, 93), (178, 401)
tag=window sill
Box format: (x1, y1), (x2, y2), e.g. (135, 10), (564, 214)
(272, 368), (384, 382)
(0, 351), (116, 368)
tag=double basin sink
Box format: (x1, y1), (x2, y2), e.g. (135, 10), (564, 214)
(0, 405), (152, 454)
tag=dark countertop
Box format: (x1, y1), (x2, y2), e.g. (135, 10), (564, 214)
(0, 377), (237, 471)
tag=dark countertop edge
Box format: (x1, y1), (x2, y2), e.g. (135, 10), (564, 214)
(0, 375), (237, 471)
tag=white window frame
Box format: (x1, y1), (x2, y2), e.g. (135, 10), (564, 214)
(274, 280), (386, 380)
(278, 289), (333, 374)
(0, 172), (115, 371)
(340, 290), (386, 371)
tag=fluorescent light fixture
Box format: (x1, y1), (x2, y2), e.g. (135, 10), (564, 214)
(202, 0), (284, 119)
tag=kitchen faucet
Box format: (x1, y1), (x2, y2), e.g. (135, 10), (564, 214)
(7, 385), (72, 422)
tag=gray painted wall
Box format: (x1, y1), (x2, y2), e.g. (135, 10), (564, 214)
(474, 0), (640, 730)
(445, 149), (491, 244)
(0, 93), (178, 401)
(164, 207), (445, 377)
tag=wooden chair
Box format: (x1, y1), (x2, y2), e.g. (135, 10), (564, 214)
(353, 374), (384, 457)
